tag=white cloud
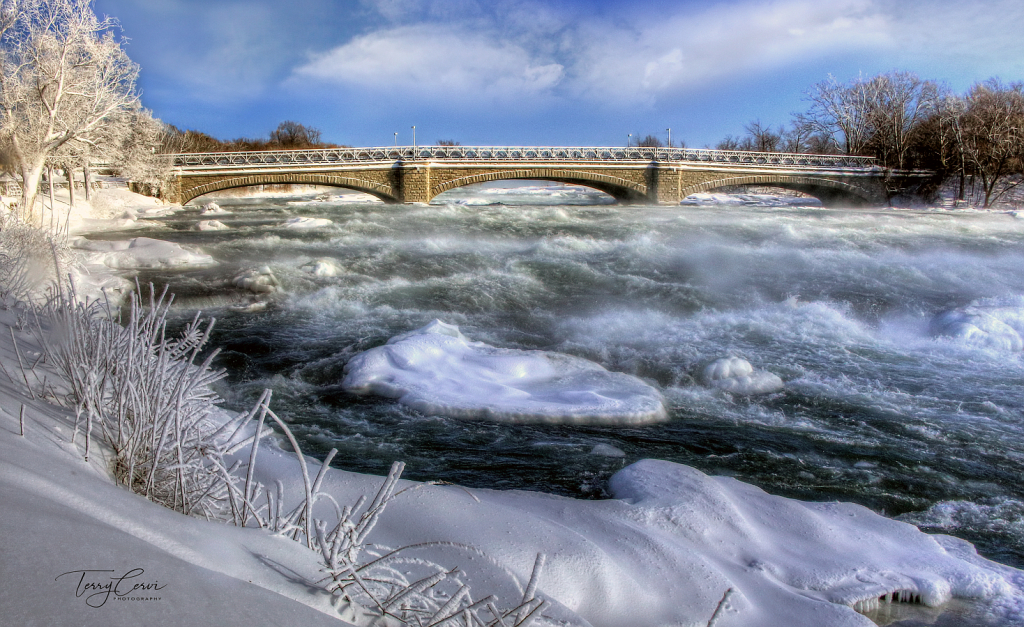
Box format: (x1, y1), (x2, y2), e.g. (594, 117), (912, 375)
(885, 0), (1024, 85)
(566, 0), (892, 103)
(293, 25), (564, 98)
(289, 0), (1023, 109)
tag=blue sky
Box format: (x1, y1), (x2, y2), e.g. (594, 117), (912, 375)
(94, 0), (1024, 148)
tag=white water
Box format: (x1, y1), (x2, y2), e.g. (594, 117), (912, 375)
(101, 182), (1024, 591)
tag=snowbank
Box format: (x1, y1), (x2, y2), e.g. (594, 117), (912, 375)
(11, 184), (182, 235)
(342, 320), (667, 424)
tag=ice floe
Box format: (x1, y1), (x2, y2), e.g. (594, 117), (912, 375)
(342, 320), (666, 424)
(71, 236), (216, 270)
(233, 266), (280, 294)
(302, 258), (341, 277)
(590, 443), (626, 457)
(282, 217), (333, 229)
(196, 219), (229, 231)
(200, 201), (231, 215)
(701, 356), (785, 395)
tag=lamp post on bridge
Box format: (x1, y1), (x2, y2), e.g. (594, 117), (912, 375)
(627, 133), (632, 148)
(394, 132), (398, 146)
(667, 128), (672, 148)
(412, 126), (416, 148)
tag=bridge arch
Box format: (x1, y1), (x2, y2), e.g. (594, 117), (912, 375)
(179, 173), (398, 205)
(430, 168), (647, 202)
(680, 174), (880, 207)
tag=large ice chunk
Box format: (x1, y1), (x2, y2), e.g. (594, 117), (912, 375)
(342, 320), (667, 424)
(72, 237), (216, 270)
(282, 217), (333, 229)
(701, 356), (784, 395)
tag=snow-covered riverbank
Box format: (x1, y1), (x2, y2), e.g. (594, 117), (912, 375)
(4, 186), (1024, 626)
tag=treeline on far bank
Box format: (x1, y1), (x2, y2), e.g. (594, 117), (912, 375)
(164, 120), (344, 153)
(714, 72), (1023, 207)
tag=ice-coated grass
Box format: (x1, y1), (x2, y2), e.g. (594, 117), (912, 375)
(229, 390), (582, 626)
(37, 281), (249, 517)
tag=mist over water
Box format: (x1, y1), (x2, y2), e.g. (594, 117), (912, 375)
(126, 183), (1024, 570)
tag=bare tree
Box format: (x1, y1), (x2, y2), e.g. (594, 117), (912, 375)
(636, 134), (663, 147)
(958, 80), (1024, 207)
(742, 120), (782, 152)
(0, 0), (140, 219)
(783, 115), (835, 154)
(863, 72), (937, 170)
(715, 135), (741, 151)
(268, 120), (322, 148)
(802, 74), (874, 155)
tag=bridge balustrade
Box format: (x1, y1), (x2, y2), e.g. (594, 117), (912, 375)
(171, 146), (878, 171)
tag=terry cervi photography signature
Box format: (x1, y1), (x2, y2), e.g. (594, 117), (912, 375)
(55, 568), (167, 608)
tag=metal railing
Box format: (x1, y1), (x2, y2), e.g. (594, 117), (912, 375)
(171, 146), (878, 170)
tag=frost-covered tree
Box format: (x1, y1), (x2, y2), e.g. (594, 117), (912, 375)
(109, 108), (170, 188)
(0, 0), (140, 218)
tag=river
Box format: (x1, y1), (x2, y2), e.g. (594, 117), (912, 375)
(117, 182), (1024, 576)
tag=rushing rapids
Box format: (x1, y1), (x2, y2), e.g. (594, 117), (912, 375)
(101, 182), (1024, 581)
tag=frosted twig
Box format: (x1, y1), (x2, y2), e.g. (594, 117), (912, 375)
(706, 587), (736, 627)
(19, 404), (25, 436)
(242, 389), (272, 527)
(10, 327), (34, 398)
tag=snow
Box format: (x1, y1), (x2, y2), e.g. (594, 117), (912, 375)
(195, 219), (229, 231)
(4, 318), (1022, 627)
(232, 266), (280, 294)
(200, 201), (231, 215)
(71, 236), (217, 271)
(342, 320), (668, 424)
(681, 192), (822, 207)
(701, 356), (785, 395)
(282, 217), (333, 229)
(302, 258), (341, 277)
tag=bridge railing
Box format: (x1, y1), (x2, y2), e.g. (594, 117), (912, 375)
(171, 146), (878, 170)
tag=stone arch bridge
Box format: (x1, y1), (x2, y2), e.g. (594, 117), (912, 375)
(166, 146), (928, 207)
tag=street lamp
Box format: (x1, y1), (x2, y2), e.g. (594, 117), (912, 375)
(412, 125), (416, 148)
(627, 133), (632, 148)
(394, 132), (398, 146)
(666, 128), (672, 148)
